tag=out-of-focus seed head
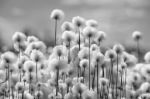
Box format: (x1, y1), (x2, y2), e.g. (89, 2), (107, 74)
(113, 44), (124, 55)
(12, 32), (26, 44)
(80, 59), (89, 68)
(105, 49), (117, 61)
(72, 16), (85, 28)
(96, 31), (106, 44)
(62, 31), (75, 43)
(86, 19), (98, 28)
(132, 31), (142, 41)
(61, 21), (75, 32)
(144, 52), (150, 63)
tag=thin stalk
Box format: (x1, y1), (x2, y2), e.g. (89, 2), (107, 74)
(137, 40), (140, 62)
(68, 41), (70, 63)
(102, 67), (105, 77)
(78, 28), (81, 51)
(56, 69), (59, 96)
(36, 62), (38, 82)
(116, 54), (119, 99)
(54, 19), (58, 46)
(92, 67), (96, 90)
(110, 59), (114, 99)
(83, 67), (86, 83)
(88, 37), (91, 90)
(97, 62), (99, 99)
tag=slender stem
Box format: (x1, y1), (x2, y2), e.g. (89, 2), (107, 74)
(111, 59), (114, 99)
(56, 69), (59, 96)
(102, 67), (105, 77)
(36, 62), (38, 82)
(88, 37), (91, 90)
(97, 62), (99, 99)
(137, 40), (140, 62)
(54, 19), (58, 46)
(116, 54), (119, 98)
(83, 67), (85, 83)
(92, 67), (96, 90)
(68, 41), (70, 64)
(79, 28), (81, 51)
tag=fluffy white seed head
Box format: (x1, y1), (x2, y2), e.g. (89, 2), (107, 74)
(92, 51), (104, 64)
(132, 31), (142, 41)
(99, 78), (109, 87)
(144, 52), (150, 63)
(78, 47), (89, 59)
(82, 90), (96, 99)
(80, 59), (89, 68)
(90, 44), (100, 52)
(72, 83), (88, 94)
(86, 19), (98, 28)
(105, 49), (117, 61)
(72, 16), (85, 28)
(113, 44), (124, 55)
(53, 45), (67, 57)
(15, 82), (24, 93)
(12, 32), (26, 44)
(30, 50), (44, 63)
(83, 26), (97, 39)
(61, 21), (74, 31)
(50, 9), (64, 20)
(96, 31), (106, 44)
(48, 58), (68, 71)
(24, 60), (36, 72)
(1, 51), (17, 64)
(62, 31), (75, 43)
(27, 36), (39, 44)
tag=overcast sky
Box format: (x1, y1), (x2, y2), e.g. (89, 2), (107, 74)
(0, 0), (150, 49)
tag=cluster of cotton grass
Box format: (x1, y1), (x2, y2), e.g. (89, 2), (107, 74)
(0, 9), (149, 99)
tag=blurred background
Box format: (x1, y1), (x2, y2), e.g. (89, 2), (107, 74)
(0, 0), (150, 50)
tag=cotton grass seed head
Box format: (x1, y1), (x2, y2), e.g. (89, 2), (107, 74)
(113, 44), (124, 55)
(53, 45), (67, 57)
(48, 58), (68, 71)
(61, 21), (75, 31)
(30, 50), (44, 63)
(144, 52), (150, 63)
(27, 36), (39, 44)
(24, 60), (36, 73)
(96, 31), (106, 44)
(1, 51), (17, 64)
(80, 59), (89, 68)
(105, 49), (117, 61)
(132, 31), (142, 41)
(50, 9), (64, 21)
(83, 26), (97, 39)
(12, 32), (26, 44)
(62, 31), (75, 43)
(78, 47), (89, 59)
(72, 16), (85, 28)
(15, 82), (24, 93)
(86, 19), (98, 28)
